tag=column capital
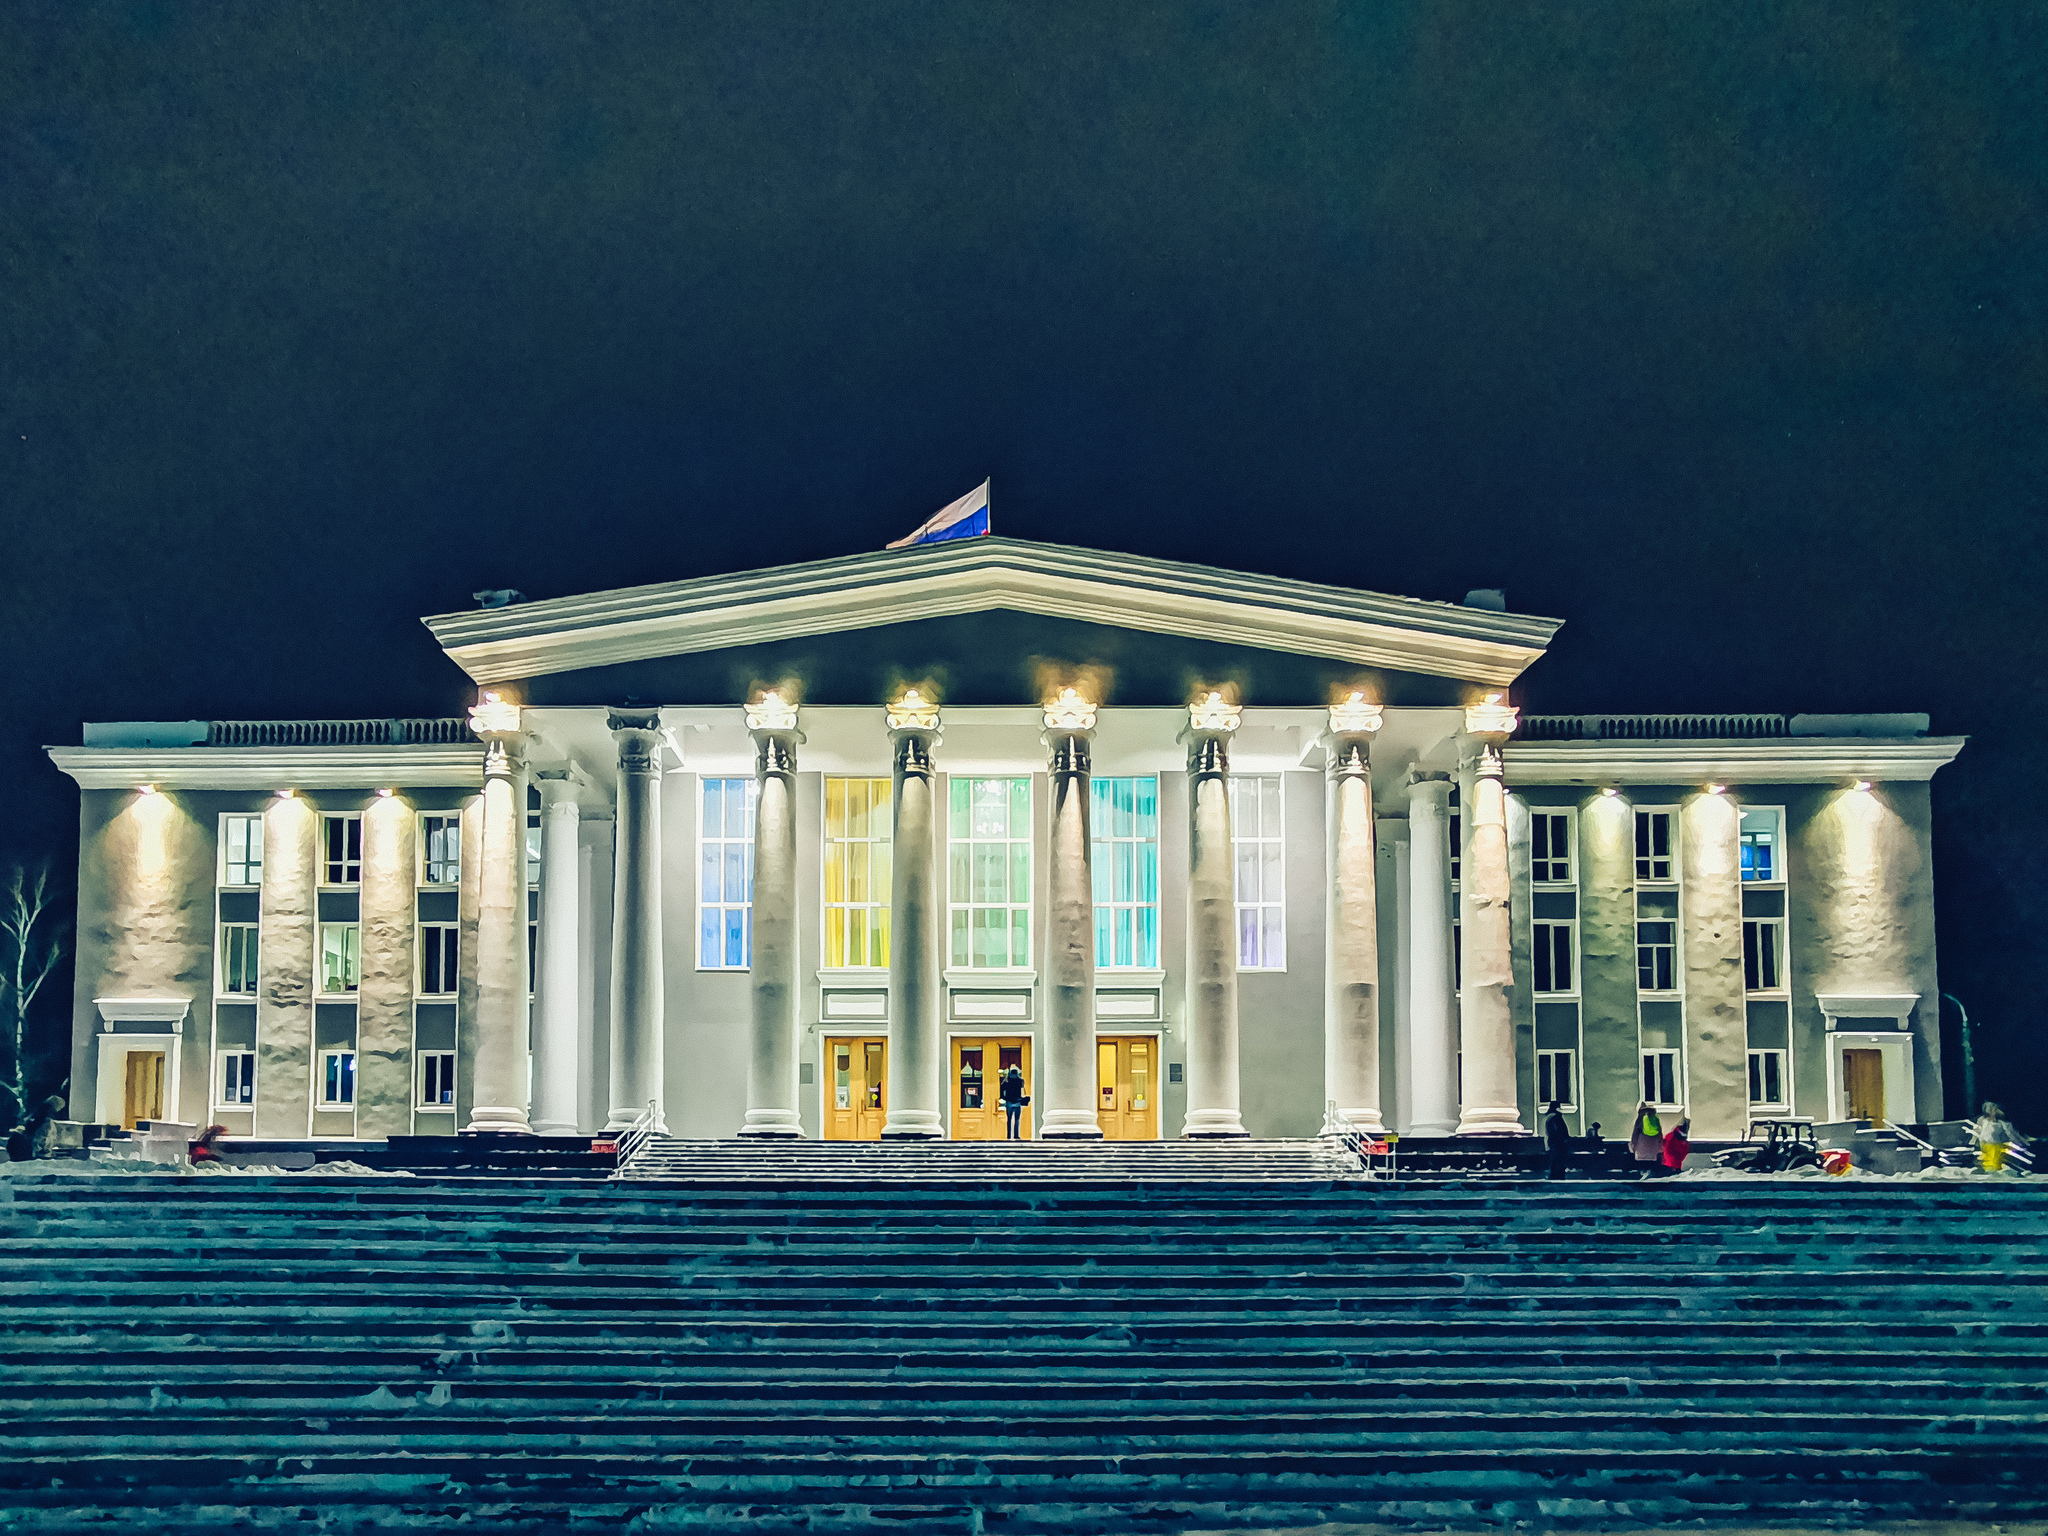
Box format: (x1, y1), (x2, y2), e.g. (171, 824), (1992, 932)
(471, 691), (525, 778)
(1042, 687), (1098, 735)
(1324, 696), (1379, 781)
(746, 690), (802, 776)
(1463, 693), (1519, 742)
(534, 769), (580, 809)
(1182, 692), (1239, 776)
(608, 709), (664, 776)
(1326, 692), (1384, 739)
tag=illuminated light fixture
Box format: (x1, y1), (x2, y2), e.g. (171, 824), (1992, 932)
(1043, 686), (1097, 733)
(886, 686), (941, 732)
(1706, 784), (1725, 795)
(137, 784), (157, 795)
(1854, 780), (1872, 792)
(1187, 690), (1241, 734)
(469, 689), (522, 737)
(377, 787), (395, 798)
(277, 788), (295, 799)
(745, 688), (799, 733)
(1328, 690), (1382, 736)
(1600, 787), (1618, 797)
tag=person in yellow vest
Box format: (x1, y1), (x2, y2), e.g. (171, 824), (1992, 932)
(1976, 1102), (2029, 1174)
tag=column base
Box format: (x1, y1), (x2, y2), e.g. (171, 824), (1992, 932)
(880, 1110), (944, 1140)
(1455, 1105), (1528, 1135)
(1039, 1110), (1104, 1140)
(1402, 1121), (1456, 1139)
(738, 1109), (804, 1139)
(604, 1106), (668, 1135)
(1326, 1105), (1386, 1136)
(531, 1117), (579, 1137)
(465, 1106), (534, 1135)
(1183, 1108), (1248, 1139)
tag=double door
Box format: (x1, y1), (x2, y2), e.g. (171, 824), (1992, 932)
(951, 1036), (1032, 1140)
(1096, 1035), (1158, 1140)
(123, 1050), (165, 1130)
(823, 1036), (888, 1141)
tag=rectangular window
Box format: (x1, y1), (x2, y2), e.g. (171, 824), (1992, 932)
(1634, 810), (1675, 882)
(420, 1051), (456, 1107)
(1637, 920), (1676, 992)
(1229, 776), (1285, 969)
(527, 921), (537, 994)
(421, 815), (461, 885)
(420, 923), (459, 995)
(1532, 921), (1575, 994)
(1747, 1048), (1787, 1106)
(222, 814), (264, 886)
(1092, 776), (1159, 969)
(320, 923), (361, 994)
(698, 777), (757, 969)
(1740, 806), (1782, 883)
(1530, 812), (1573, 884)
(218, 1050), (256, 1106)
(825, 777), (892, 968)
(320, 1051), (357, 1106)
(1536, 1049), (1576, 1108)
(948, 776), (1032, 968)
(218, 923), (260, 995)
(1641, 1048), (1680, 1106)
(1449, 787), (1461, 884)
(1742, 918), (1784, 992)
(527, 812), (542, 887)
(1453, 921), (1462, 991)
(323, 815), (363, 885)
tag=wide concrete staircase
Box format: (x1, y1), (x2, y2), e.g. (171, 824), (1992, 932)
(2, 1170), (2045, 1532)
(619, 1135), (1366, 1181)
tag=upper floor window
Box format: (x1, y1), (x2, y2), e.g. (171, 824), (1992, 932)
(1092, 776), (1159, 969)
(218, 923), (260, 996)
(320, 923), (361, 994)
(1530, 812), (1573, 884)
(323, 815), (363, 886)
(1536, 1048), (1576, 1109)
(1533, 920), (1576, 994)
(1637, 920), (1677, 993)
(1740, 806), (1782, 883)
(1743, 918), (1785, 992)
(1641, 1049), (1681, 1107)
(218, 1050), (256, 1108)
(1635, 809), (1675, 883)
(825, 777), (892, 968)
(320, 1050), (357, 1106)
(420, 815), (461, 886)
(221, 814), (264, 887)
(699, 777), (756, 969)
(1748, 1048), (1787, 1107)
(1230, 776), (1285, 970)
(948, 776), (1031, 968)
(420, 1051), (456, 1107)
(527, 812), (542, 887)
(419, 923), (459, 996)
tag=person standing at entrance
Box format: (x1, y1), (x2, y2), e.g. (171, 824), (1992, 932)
(1647, 1119), (1691, 1178)
(1629, 1104), (1664, 1173)
(1001, 1065), (1029, 1140)
(1543, 1101), (1571, 1179)
(1976, 1102), (2029, 1173)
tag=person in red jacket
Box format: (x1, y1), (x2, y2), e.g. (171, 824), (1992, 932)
(1647, 1119), (1691, 1178)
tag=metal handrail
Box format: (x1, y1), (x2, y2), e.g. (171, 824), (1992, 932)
(1322, 1100), (1397, 1180)
(611, 1100), (659, 1175)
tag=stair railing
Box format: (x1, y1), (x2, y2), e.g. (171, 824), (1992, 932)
(611, 1100), (659, 1176)
(1321, 1101), (1396, 1179)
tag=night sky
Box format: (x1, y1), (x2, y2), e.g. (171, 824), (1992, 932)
(5, 5), (2043, 1122)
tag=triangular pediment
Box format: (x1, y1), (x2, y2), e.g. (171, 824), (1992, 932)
(424, 538), (1560, 689)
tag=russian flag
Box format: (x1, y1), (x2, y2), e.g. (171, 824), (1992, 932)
(887, 479), (991, 548)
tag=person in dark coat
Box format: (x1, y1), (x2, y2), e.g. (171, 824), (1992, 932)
(1543, 1100), (1571, 1179)
(1000, 1065), (1029, 1140)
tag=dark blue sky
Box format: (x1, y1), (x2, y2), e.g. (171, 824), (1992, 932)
(5, 3), (2043, 1110)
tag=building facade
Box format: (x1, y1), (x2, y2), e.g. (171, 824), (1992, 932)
(50, 539), (1963, 1143)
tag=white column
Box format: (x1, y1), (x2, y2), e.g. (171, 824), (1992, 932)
(467, 691), (532, 1133)
(1456, 696), (1525, 1134)
(1406, 772), (1458, 1137)
(883, 690), (944, 1139)
(741, 692), (803, 1138)
(1183, 693), (1246, 1139)
(1385, 823), (1412, 1133)
(1324, 696), (1384, 1134)
(530, 773), (581, 1136)
(606, 709), (666, 1134)
(1041, 688), (1103, 1139)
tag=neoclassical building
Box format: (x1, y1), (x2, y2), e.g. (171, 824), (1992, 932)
(51, 539), (1963, 1145)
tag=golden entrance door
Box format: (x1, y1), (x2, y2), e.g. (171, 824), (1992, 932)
(1096, 1035), (1159, 1140)
(1843, 1047), (1886, 1125)
(951, 1036), (1032, 1140)
(824, 1037), (887, 1140)
(122, 1050), (165, 1130)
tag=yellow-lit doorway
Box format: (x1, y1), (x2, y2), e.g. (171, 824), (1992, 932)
(823, 1036), (887, 1140)
(950, 1036), (1032, 1139)
(1095, 1034), (1159, 1140)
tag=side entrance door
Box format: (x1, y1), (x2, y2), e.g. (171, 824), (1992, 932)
(951, 1037), (1032, 1139)
(123, 1050), (165, 1130)
(1096, 1035), (1159, 1140)
(1842, 1047), (1886, 1125)
(824, 1036), (887, 1140)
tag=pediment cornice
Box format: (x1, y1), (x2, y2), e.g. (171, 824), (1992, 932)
(423, 538), (1560, 687)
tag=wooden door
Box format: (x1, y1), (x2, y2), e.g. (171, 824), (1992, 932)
(123, 1051), (165, 1130)
(1095, 1035), (1159, 1140)
(950, 1037), (1032, 1139)
(1842, 1048), (1886, 1125)
(824, 1037), (887, 1140)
